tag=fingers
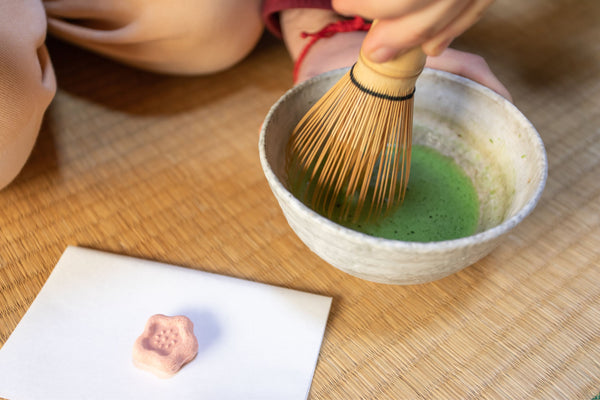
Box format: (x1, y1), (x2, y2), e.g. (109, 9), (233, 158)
(337, 0), (495, 62)
(361, 0), (471, 62)
(425, 48), (512, 101)
(332, 0), (436, 20)
(423, 0), (494, 56)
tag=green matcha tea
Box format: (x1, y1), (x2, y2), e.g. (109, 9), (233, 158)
(341, 145), (479, 241)
(291, 145), (479, 242)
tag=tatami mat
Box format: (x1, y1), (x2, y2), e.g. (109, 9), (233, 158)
(1, 0), (598, 398)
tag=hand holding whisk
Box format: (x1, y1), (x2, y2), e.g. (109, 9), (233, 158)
(286, 23), (427, 222)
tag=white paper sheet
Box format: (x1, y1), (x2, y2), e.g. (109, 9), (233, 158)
(0, 246), (332, 400)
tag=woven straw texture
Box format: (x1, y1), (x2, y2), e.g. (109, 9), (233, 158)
(1, 0), (599, 398)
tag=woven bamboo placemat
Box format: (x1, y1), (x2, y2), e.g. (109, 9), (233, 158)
(1, 0), (599, 398)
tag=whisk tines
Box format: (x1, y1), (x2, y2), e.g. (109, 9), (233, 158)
(286, 58), (419, 223)
(285, 42), (426, 223)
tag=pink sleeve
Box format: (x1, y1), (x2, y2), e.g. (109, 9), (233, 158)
(262, 0), (333, 37)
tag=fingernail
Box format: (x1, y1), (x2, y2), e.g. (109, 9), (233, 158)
(367, 47), (396, 63)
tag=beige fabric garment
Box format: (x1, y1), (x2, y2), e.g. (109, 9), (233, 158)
(0, 0), (56, 189)
(0, 0), (263, 190)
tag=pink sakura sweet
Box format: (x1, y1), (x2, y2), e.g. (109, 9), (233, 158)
(132, 314), (199, 378)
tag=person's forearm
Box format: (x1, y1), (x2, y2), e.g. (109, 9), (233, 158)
(280, 8), (342, 60)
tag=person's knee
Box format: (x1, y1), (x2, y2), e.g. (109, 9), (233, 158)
(184, 0), (265, 73)
(46, 0), (264, 75)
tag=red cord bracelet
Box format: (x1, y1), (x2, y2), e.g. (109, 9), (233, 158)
(293, 16), (372, 83)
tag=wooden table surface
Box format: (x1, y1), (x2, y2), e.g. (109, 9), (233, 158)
(1, 0), (599, 398)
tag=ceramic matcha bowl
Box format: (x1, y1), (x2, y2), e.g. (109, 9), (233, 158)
(259, 68), (547, 285)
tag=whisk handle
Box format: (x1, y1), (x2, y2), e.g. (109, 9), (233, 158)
(358, 20), (426, 87)
(354, 45), (426, 94)
(359, 46), (427, 80)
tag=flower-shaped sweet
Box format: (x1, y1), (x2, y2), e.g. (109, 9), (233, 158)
(132, 314), (199, 378)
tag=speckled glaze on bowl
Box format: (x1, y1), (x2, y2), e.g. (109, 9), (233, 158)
(259, 68), (547, 285)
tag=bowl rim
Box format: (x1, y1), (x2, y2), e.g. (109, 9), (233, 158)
(259, 67), (548, 253)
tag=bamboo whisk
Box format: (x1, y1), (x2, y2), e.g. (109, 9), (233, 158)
(286, 42), (427, 222)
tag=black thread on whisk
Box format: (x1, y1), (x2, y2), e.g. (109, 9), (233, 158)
(349, 64), (416, 101)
